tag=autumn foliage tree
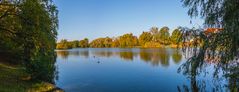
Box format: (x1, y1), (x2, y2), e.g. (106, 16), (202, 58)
(119, 33), (139, 47)
(158, 27), (170, 45)
(79, 38), (89, 48)
(90, 37), (112, 48)
(56, 39), (70, 49)
(57, 27), (185, 48)
(139, 32), (153, 46)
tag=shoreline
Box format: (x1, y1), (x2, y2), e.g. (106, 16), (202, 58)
(0, 62), (63, 92)
(55, 44), (182, 50)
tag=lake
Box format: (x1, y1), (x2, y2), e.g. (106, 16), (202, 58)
(55, 48), (231, 92)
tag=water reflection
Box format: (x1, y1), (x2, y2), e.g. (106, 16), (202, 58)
(93, 51), (114, 58)
(139, 49), (171, 67)
(78, 50), (89, 58)
(172, 50), (182, 64)
(56, 50), (69, 59)
(56, 49), (89, 59)
(55, 48), (238, 91)
(56, 48), (183, 66)
(119, 51), (134, 61)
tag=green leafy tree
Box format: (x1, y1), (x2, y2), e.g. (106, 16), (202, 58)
(119, 33), (138, 47)
(72, 40), (79, 48)
(89, 37), (113, 48)
(112, 37), (120, 47)
(56, 39), (69, 49)
(158, 26), (170, 45)
(150, 27), (159, 42)
(79, 38), (89, 48)
(103, 37), (113, 48)
(0, 0), (58, 82)
(90, 38), (106, 48)
(139, 32), (153, 46)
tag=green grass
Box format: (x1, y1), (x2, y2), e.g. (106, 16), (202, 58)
(0, 63), (63, 92)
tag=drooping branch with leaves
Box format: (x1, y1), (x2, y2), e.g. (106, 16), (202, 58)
(178, 0), (239, 91)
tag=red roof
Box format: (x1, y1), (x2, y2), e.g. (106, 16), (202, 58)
(204, 28), (223, 35)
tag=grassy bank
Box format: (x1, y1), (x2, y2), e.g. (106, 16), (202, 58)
(0, 63), (63, 92)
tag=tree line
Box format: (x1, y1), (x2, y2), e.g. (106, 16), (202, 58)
(56, 26), (183, 49)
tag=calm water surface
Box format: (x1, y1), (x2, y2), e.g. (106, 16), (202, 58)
(55, 48), (228, 92)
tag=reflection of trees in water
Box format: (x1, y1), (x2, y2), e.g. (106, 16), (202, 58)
(92, 51), (114, 58)
(151, 51), (161, 66)
(70, 51), (79, 56)
(87, 48), (180, 64)
(140, 48), (180, 67)
(119, 52), (134, 61)
(69, 50), (89, 58)
(158, 49), (170, 67)
(91, 50), (135, 61)
(56, 49), (184, 67)
(56, 50), (89, 59)
(172, 49), (182, 64)
(139, 51), (152, 62)
(78, 50), (89, 58)
(56, 51), (69, 59)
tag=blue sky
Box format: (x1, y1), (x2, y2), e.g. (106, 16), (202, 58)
(54, 0), (203, 41)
